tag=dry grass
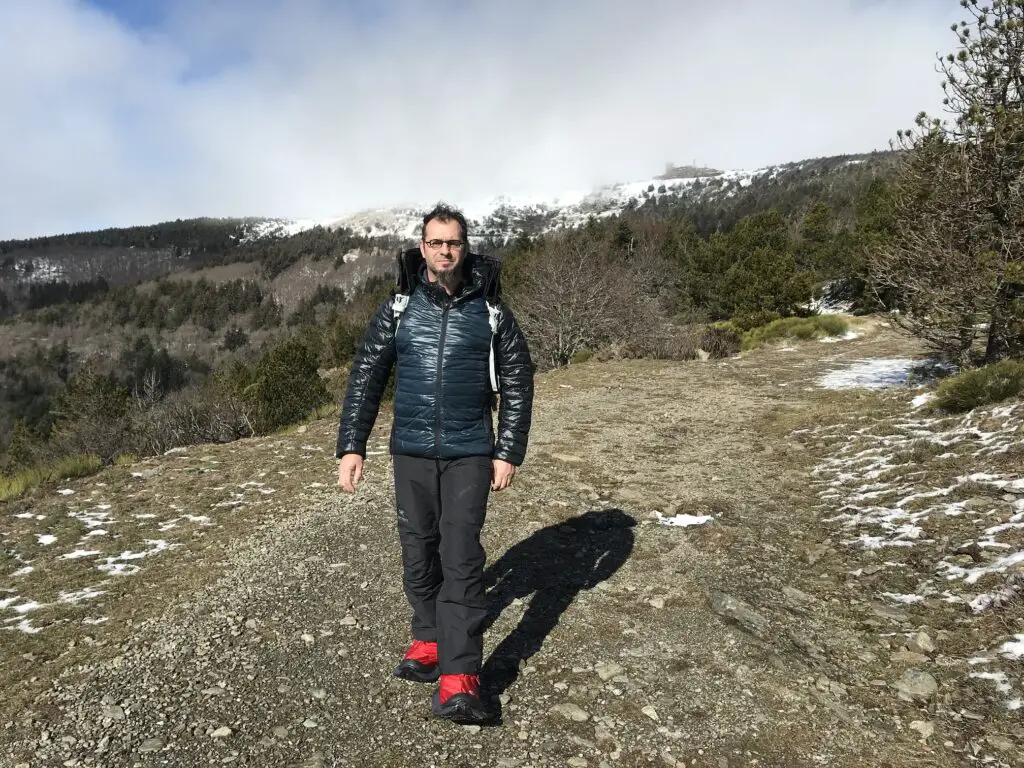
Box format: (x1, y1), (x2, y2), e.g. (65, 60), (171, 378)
(0, 453), (103, 501)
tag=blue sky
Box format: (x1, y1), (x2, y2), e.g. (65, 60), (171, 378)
(1, 0), (963, 239)
(86, 0), (166, 28)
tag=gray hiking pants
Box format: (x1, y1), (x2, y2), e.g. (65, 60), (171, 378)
(392, 454), (492, 674)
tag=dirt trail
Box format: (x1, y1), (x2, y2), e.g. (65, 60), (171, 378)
(1, 319), (1013, 767)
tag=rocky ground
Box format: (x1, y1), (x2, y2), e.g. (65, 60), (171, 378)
(1, 317), (1021, 767)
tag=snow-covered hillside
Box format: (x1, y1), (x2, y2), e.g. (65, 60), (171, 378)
(238, 166), (766, 245)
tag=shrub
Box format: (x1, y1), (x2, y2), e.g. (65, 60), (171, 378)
(618, 324), (740, 361)
(932, 358), (1024, 413)
(699, 325), (742, 358)
(741, 315), (849, 350)
(247, 337), (330, 432)
(125, 385), (254, 456)
(222, 325), (249, 351)
(570, 349), (594, 364)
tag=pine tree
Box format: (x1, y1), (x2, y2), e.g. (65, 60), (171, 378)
(870, 0), (1024, 363)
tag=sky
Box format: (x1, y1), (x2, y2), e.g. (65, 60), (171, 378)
(0, 0), (964, 240)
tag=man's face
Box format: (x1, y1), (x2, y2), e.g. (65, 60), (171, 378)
(420, 218), (465, 286)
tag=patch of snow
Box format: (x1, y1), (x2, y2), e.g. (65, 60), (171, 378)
(36, 534), (57, 546)
(56, 488), (74, 495)
(82, 616), (108, 625)
(882, 592), (925, 604)
(96, 539), (178, 575)
(655, 513), (713, 528)
(12, 566), (34, 577)
(911, 393), (935, 409)
(819, 331), (861, 343)
(969, 671), (1012, 695)
(8, 619), (43, 634)
(999, 635), (1024, 660)
(817, 359), (921, 390)
(59, 587), (106, 603)
(60, 550), (102, 560)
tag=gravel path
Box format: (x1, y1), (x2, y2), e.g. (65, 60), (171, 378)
(4, 320), (1014, 767)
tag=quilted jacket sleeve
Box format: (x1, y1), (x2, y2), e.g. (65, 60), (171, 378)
(335, 296), (397, 459)
(493, 301), (534, 466)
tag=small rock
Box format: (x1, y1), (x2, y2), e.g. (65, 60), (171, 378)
(986, 735), (1015, 752)
(303, 719), (318, 729)
(551, 453), (584, 463)
(641, 705), (660, 722)
(568, 758), (588, 768)
(462, 725), (481, 734)
(804, 544), (829, 565)
(781, 586), (817, 613)
(648, 597), (665, 610)
(339, 616), (358, 627)
(101, 705), (124, 721)
(272, 726), (289, 739)
(963, 496), (993, 511)
(202, 687), (226, 696)
(211, 726), (232, 739)
(908, 631), (936, 655)
(595, 662), (625, 681)
(311, 689), (327, 700)
(499, 693), (512, 706)
(891, 650), (930, 666)
(138, 738), (163, 753)
(909, 721), (935, 742)
(550, 703), (590, 722)
(709, 591), (770, 638)
(869, 603), (910, 623)
(893, 669), (938, 702)
(301, 633), (315, 646)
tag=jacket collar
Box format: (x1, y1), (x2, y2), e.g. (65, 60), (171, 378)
(396, 247), (499, 304)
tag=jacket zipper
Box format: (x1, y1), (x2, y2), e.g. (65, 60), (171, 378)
(434, 297), (450, 455)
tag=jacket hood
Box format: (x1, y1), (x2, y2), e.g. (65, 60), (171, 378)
(396, 246), (501, 302)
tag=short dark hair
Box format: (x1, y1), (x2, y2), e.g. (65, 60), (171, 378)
(422, 202), (468, 243)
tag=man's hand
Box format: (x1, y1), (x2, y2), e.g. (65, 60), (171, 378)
(338, 454), (364, 493)
(491, 459), (515, 492)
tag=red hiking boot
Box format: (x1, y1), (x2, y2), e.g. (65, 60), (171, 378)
(392, 640), (439, 683)
(431, 674), (490, 723)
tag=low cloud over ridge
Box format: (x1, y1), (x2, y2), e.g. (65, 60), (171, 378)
(0, 0), (961, 239)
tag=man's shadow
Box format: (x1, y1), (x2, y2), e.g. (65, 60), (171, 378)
(480, 508), (636, 720)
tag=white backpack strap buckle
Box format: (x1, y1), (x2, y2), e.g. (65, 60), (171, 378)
(392, 293), (410, 330)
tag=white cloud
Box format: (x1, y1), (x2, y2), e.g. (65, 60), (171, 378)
(0, 0), (963, 239)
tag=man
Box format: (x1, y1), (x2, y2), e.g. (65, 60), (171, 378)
(335, 203), (534, 723)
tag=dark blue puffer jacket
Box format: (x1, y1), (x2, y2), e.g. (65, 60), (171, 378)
(335, 249), (534, 465)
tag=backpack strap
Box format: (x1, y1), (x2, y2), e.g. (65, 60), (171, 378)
(392, 293), (410, 332)
(486, 300), (502, 394)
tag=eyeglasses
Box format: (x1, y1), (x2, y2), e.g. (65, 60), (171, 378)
(424, 239), (465, 250)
